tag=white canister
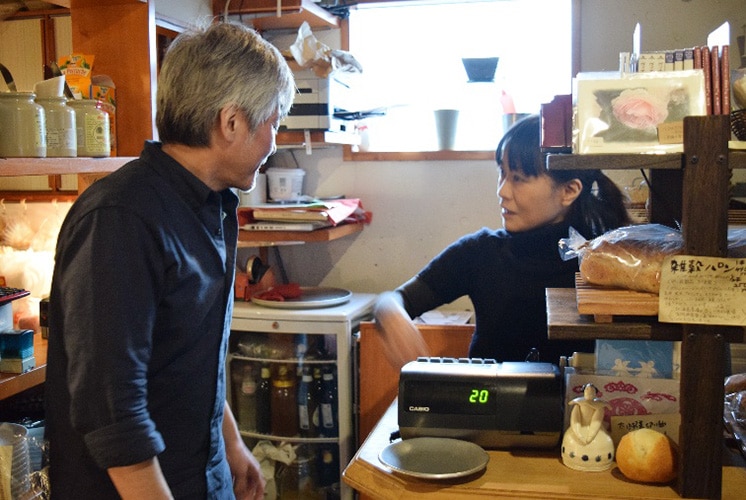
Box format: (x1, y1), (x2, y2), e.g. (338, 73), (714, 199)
(35, 96), (77, 157)
(0, 92), (46, 157)
(68, 99), (110, 157)
(239, 172), (267, 206)
(266, 168), (305, 202)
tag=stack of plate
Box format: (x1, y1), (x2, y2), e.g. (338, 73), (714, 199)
(0, 422), (31, 500)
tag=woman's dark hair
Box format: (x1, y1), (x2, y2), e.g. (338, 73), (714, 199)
(496, 114), (631, 238)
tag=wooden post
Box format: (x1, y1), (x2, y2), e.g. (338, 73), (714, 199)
(70, 0), (157, 157)
(677, 115), (731, 499)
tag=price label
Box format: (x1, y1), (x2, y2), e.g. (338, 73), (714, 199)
(657, 121), (684, 144)
(659, 255), (746, 326)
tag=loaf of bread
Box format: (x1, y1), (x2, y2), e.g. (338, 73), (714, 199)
(616, 428), (677, 483)
(725, 373), (746, 396)
(572, 225), (746, 294)
(578, 225), (682, 294)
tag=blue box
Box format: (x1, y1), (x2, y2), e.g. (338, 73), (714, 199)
(0, 328), (35, 359)
(595, 340), (676, 379)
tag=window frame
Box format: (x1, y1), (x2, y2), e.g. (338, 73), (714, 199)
(341, 0), (581, 161)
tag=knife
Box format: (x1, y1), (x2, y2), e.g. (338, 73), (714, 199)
(0, 63), (17, 92)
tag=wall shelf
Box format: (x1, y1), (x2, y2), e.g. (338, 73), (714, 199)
(238, 221), (363, 246)
(0, 157), (135, 177)
(214, 0), (339, 30)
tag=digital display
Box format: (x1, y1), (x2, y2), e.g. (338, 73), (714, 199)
(401, 380), (497, 415)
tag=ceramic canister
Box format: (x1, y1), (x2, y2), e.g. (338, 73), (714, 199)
(67, 99), (110, 157)
(35, 96), (77, 157)
(0, 92), (46, 157)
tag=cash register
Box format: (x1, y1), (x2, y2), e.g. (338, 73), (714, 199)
(398, 357), (563, 449)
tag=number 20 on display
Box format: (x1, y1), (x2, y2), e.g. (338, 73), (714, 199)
(469, 389), (489, 404)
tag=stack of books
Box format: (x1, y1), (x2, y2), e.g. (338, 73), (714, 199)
(621, 22), (732, 116)
(238, 198), (367, 232)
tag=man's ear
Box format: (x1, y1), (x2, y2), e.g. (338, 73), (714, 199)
(562, 178), (583, 207)
(218, 103), (241, 140)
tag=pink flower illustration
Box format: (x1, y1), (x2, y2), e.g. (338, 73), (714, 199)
(611, 88), (669, 129)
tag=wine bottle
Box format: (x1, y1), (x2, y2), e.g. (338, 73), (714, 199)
(297, 366), (318, 437)
(319, 367), (338, 437)
(255, 364), (272, 434)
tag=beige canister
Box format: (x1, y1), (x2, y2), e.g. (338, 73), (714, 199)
(0, 92), (46, 157)
(68, 99), (110, 157)
(36, 96), (77, 157)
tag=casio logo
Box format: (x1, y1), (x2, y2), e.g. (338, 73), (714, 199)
(408, 406), (430, 412)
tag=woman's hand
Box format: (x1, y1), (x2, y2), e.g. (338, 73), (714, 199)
(373, 291), (430, 369)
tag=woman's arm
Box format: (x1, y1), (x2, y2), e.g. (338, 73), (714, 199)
(373, 291), (431, 369)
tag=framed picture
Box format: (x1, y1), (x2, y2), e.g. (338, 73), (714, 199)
(574, 70), (706, 154)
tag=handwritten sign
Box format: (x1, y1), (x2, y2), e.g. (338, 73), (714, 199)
(659, 255), (746, 326)
(611, 413), (680, 446)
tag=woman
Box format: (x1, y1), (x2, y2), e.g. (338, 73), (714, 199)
(375, 114), (631, 366)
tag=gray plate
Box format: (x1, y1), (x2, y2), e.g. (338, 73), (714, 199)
(251, 286), (351, 309)
(378, 437), (489, 480)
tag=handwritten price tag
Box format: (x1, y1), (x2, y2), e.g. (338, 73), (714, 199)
(659, 255), (746, 326)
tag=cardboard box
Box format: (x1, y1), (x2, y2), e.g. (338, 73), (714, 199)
(564, 367), (680, 430)
(58, 53), (94, 99)
(595, 339), (679, 379)
(0, 328), (34, 358)
(0, 355), (35, 374)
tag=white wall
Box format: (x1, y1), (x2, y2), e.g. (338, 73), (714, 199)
(578, 0), (745, 72)
(259, 0), (746, 313)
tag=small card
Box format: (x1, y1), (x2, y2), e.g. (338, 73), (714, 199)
(610, 413), (681, 446)
(657, 121), (684, 144)
(659, 255), (746, 326)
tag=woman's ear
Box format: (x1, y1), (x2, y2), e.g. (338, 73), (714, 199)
(561, 178), (583, 207)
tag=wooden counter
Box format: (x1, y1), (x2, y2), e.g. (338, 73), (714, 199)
(343, 400), (746, 500)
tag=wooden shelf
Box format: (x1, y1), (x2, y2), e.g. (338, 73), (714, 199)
(546, 287), (746, 343)
(547, 149), (746, 171)
(238, 221), (363, 246)
(214, 0), (339, 30)
(0, 335), (47, 401)
(546, 115), (733, 499)
(0, 157), (135, 177)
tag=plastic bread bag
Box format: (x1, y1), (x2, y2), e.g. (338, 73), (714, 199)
(559, 224), (682, 293)
(560, 224), (746, 294)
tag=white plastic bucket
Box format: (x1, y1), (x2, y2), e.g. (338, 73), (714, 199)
(267, 168), (305, 202)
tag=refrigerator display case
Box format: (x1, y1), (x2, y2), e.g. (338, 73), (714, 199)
(229, 293), (376, 500)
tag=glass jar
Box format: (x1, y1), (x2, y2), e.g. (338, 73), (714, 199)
(67, 99), (110, 157)
(35, 96), (77, 157)
(0, 92), (46, 157)
(271, 364), (299, 437)
(276, 446), (322, 500)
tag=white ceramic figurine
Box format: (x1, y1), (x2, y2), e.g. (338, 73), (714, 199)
(561, 383), (615, 472)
